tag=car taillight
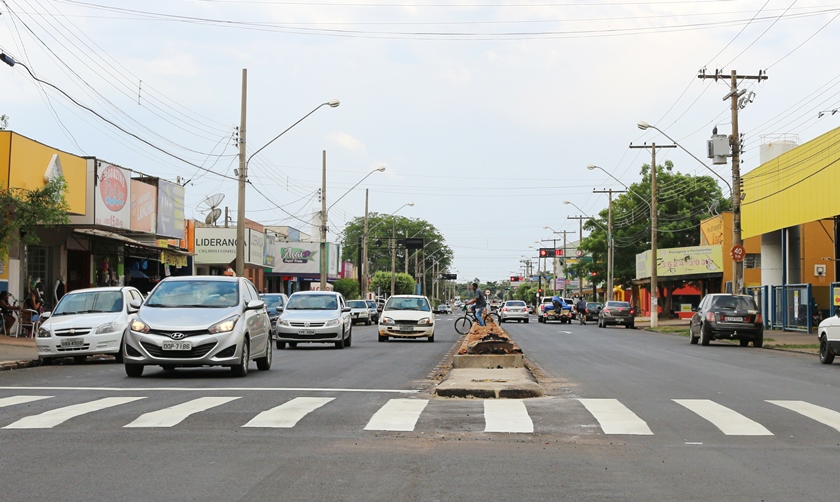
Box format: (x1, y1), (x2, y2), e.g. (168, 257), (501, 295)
(755, 313), (762, 323)
(603, 308), (610, 315)
(502, 308), (508, 312)
(706, 312), (716, 322)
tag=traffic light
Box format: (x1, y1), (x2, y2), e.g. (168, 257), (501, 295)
(553, 249), (563, 257)
(538, 288), (543, 294)
(510, 276), (518, 282)
(539, 248), (548, 258)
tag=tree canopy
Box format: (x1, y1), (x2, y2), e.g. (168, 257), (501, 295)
(0, 177), (70, 255)
(369, 271), (416, 295)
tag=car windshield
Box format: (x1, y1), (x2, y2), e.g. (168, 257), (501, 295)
(53, 291), (123, 315)
(145, 281), (239, 308)
(607, 301), (631, 308)
(260, 295), (285, 308)
(385, 297), (431, 312)
(587, 303), (603, 309)
(347, 300), (367, 308)
(366, 301), (377, 308)
(285, 294), (338, 311)
(506, 301), (526, 307)
(713, 296), (756, 310)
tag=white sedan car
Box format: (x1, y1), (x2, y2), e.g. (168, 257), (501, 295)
(818, 313), (840, 364)
(378, 295), (435, 343)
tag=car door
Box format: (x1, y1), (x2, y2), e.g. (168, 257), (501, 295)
(243, 281), (269, 355)
(691, 296), (708, 335)
(338, 295), (351, 333)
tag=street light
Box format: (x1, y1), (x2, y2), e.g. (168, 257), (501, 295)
(236, 96), (340, 277)
(563, 200), (612, 302)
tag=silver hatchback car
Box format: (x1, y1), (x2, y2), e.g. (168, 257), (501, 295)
(274, 291), (352, 349)
(123, 276), (272, 377)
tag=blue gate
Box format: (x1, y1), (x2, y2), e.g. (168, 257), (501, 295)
(771, 284), (813, 333)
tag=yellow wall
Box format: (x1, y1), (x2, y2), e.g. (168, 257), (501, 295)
(0, 131), (87, 214)
(742, 127), (840, 238)
(700, 212), (762, 289)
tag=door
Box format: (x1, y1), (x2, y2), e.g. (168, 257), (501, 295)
(66, 250), (91, 293)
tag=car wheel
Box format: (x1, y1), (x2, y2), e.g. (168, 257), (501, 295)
(231, 340), (249, 377)
(428, 334), (434, 342)
(820, 335), (835, 364)
(378, 334), (388, 342)
(753, 334), (764, 348)
(125, 364), (144, 378)
(256, 338), (272, 371)
(276, 340), (286, 350)
(365, 318), (371, 326)
(500, 318), (505, 323)
(625, 322), (634, 329)
(525, 318), (529, 323)
(345, 327), (352, 347)
(700, 324), (711, 346)
(40, 357), (53, 366)
(739, 339), (750, 347)
(74, 355), (86, 365)
(115, 337), (125, 363)
(689, 327), (699, 344)
(335, 329), (346, 349)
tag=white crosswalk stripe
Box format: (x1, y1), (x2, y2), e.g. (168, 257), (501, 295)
(124, 397), (241, 428)
(364, 398), (428, 431)
(674, 399), (773, 436)
(3, 397), (146, 429)
(0, 395), (53, 408)
(578, 398), (653, 435)
(484, 399), (533, 433)
(242, 397), (334, 428)
(767, 400), (840, 432)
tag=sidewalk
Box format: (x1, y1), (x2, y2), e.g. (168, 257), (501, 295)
(0, 334), (40, 371)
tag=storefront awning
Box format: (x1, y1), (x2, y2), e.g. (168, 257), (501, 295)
(74, 228), (191, 267)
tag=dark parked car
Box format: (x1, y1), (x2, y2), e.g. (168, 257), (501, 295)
(365, 300), (380, 324)
(598, 301), (635, 329)
(689, 294), (764, 347)
(584, 302), (603, 322)
(260, 293), (289, 339)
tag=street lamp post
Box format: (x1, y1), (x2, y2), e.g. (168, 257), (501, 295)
(563, 200), (610, 302)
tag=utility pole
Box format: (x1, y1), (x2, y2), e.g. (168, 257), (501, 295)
(390, 218), (396, 297)
(235, 69), (247, 277)
(543, 231), (575, 295)
(698, 69), (767, 294)
(594, 189), (626, 301)
(361, 189), (370, 298)
(630, 142), (675, 327)
(568, 215), (587, 296)
(319, 150), (328, 291)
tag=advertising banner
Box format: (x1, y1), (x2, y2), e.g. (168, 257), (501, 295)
(636, 245), (723, 279)
(274, 242), (321, 274)
(157, 179), (185, 239)
(248, 229), (264, 266)
(263, 234), (276, 267)
(194, 227), (238, 264)
(129, 179), (157, 233)
(95, 163), (131, 229)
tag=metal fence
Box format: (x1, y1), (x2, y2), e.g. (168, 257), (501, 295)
(746, 285), (769, 329)
(770, 283), (813, 333)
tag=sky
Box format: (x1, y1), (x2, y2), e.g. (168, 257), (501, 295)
(1, 0), (839, 283)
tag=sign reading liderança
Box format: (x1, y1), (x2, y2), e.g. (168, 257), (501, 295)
(194, 227), (240, 264)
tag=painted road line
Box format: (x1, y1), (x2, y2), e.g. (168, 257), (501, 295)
(674, 399), (772, 436)
(767, 400), (840, 432)
(242, 397), (334, 428)
(364, 399), (429, 431)
(0, 386), (417, 394)
(3, 397), (145, 429)
(124, 397), (241, 428)
(484, 399), (533, 433)
(578, 398), (653, 435)
(0, 395), (52, 409)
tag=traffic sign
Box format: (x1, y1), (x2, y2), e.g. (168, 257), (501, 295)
(730, 244), (746, 262)
(575, 250), (583, 257)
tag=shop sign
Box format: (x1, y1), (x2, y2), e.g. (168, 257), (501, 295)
(271, 242), (338, 276)
(157, 179), (185, 239)
(95, 163), (131, 229)
(636, 245), (723, 279)
(248, 229), (264, 266)
(263, 234), (276, 267)
(194, 227), (239, 264)
(130, 179), (157, 233)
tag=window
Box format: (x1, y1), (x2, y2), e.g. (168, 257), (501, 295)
(745, 254), (761, 269)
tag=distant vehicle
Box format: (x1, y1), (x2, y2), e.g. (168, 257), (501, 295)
(527, 304), (535, 315)
(365, 300), (380, 324)
(489, 299), (502, 312)
(584, 302), (603, 322)
(538, 296), (572, 324)
(259, 293), (288, 340)
(346, 299), (372, 325)
(499, 300), (529, 323)
(689, 294), (763, 346)
(378, 295), (435, 343)
(275, 291), (353, 349)
(818, 312), (840, 364)
(598, 301), (635, 329)
(433, 304), (451, 314)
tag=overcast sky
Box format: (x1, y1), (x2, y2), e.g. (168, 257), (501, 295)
(1, 0), (838, 282)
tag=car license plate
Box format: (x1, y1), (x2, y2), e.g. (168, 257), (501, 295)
(60, 338), (84, 348)
(726, 316), (744, 322)
(162, 341), (192, 351)
(298, 329), (315, 335)
(398, 329), (415, 333)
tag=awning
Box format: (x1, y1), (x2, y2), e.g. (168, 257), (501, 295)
(74, 228), (191, 267)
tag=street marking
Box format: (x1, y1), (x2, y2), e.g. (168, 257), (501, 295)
(364, 399), (429, 431)
(578, 398), (653, 435)
(0, 386), (417, 394)
(484, 399), (533, 433)
(124, 397), (241, 428)
(242, 397), (334, 428)
(674, 399), (772, 436)
(3, 397), (145, 429)
(767, 400), (840, 432)
(0, 395), (53, 408)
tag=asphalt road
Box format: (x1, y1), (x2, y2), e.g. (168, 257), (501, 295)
(2, 313), (840, 501)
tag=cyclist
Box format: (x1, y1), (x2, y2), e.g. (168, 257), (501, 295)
(576, 297), (588, 325)
(465, 283), (487, 327)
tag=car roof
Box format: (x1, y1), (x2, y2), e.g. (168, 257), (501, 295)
(161, 275), (239, 283)
(388, 295), (428, 299)
(64, 286), (134, 294)
(290, 291), (339, 296)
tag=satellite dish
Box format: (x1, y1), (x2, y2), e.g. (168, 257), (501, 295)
(200, 193), (225, 210)
(205, 207), (222, 226)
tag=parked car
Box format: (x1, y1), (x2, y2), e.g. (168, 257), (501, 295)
(365, 300), (380, 324)
(259, 293), (288, 339)
(346, 299), (372, 325)
(378, 295), (435, 343)
(584, 302), (603, 322)
(817, 312), (840, 364)
(598, 301), (635, 329)
(499, 300), (529, 323)
(689, 294), (763, 346)
(123, 276), (272, 378)
(35, 286), (144, 365)
(275, 291), (352, 349)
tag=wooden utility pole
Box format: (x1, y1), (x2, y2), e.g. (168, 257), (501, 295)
(698, 69), (767, 294)
(568, 215), (587, 297)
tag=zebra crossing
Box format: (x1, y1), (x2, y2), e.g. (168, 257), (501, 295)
(3, 393), (840, 437)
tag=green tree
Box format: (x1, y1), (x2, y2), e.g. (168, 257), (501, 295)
(0, 177), (70, 255)
(0, 114), (8, 130)
(578, 161), (730, 313)
(332, 278), (359, 299)
(369, 271), (416, 295)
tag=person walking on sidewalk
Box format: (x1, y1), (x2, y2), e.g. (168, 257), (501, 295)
(0, 291), (20, 335)
(465, 283), (487, 327)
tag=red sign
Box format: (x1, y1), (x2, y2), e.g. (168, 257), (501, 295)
(99, 165), (128, 212)
(730, 244), (746, 262)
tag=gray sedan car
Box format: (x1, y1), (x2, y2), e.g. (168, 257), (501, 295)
(274, 291), (353, 349)
(123, 276), (272, 378)
(598, 301), (635, 329)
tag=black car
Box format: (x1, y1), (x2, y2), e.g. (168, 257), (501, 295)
(584, 302), (603, 322)
(260, 293), (289, 338)
(689, 294), (764, 347)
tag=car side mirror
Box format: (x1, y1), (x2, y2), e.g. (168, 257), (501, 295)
(129, 299), (142, 311)
(247, 300), (265, 311)
(342, 307), (351, 313)
(275, 307), (284, 314)
(40, 311), (51, 320)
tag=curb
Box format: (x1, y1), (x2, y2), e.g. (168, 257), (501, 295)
(0, 359), (41, 371)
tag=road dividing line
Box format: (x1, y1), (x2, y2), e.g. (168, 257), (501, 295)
(242, 397), (334, 428)
(674, 399), (772, 436)
(3, 397), (145, 429)
(364, 399), (429, 431)
(578, 398), (653, 435)
(124, 397), (241, 428)
(0, 395), (52, 409)
(484, 399), (533, 433)
(767, 400), (840, 432)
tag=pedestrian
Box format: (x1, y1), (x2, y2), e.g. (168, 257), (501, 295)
(0, 290), (20, 335)
(465, 283), (487, 327)
(22, 290), (42, 337)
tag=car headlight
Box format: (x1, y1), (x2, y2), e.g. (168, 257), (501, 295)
(418, 317), (432, 325)
(37, 327), (51, 338)
(277, 318), (291, 327)
(380, 316), (395, 325)
(324, 318), (340, 327)
(95, 322), (120, 334)
(130, 318), (150, 333)
(209, 315), (240, 334)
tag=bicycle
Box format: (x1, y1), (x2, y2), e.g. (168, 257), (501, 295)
(578, 308), (588, 325)
(454, 305), (500, 335)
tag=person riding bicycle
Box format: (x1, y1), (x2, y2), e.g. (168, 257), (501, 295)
(465, 283), (487, 327)
(576, 298), (588, 324)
